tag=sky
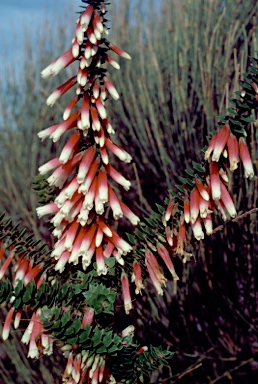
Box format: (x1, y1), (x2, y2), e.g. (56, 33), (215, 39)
(0, 0), (82, 76)
(0, 0), (156, 79)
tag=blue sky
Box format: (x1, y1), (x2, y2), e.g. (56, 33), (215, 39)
(0, 0), (82, 76)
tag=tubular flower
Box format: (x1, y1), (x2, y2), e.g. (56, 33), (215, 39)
(239, 137), (254, 178)
(190, 187), (200, 224)
(145, 249), (167, 295)
(183, 194), (190, 224)
(209, 161), (221, 201)
(63, 352), (108, 384)
(121, 272), (132, 314)
(195, 179), (209, 201)
(227, 133), (239, 171)
(0, 251), (52, 358)
(160, 68), (256, 268)
(38, 1), (137, 278)
(191, 217), (205, 241)
(157, 243), (179, 280)
(0, 251), (15, 279)
(2, 307), (15, 341)
(219, 181), (237, 218)
(211, 124), (230, 162)
(131, 260), (144, 294)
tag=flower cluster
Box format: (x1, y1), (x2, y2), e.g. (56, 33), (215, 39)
(158, 123), (255, 271)
(138, 119), (255, 295)
(184, 123), (253, 239)
(62, 351), (108, 384)
(0, 1), (142, 380)
(0, 247), (53, 359)
(37, 2), (140, 296)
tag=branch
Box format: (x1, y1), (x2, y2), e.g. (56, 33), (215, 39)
(212, 207), (258, 234)
(209, 358), (254, 384)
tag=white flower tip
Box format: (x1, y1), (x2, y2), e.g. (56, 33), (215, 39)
(46, 93), (59, 107)
(72, 45), (79, 58)
(63, 111), (70, 121)
(112, 92), (120, 101)
(157, 287), (164, 296)
(113, 211), (123, 220)
(194, 232), (205, 241)
(41, 65), (53, 78)
(131, 215), (140, 225)
(21, 331), (30, 345)
(211, 154), (219, 162)
(229, 209), (237, 218)
(2, 329), (10, 341)
(38, 166), (45, 175)
(36, 207), (44, 218)
(124, 53), (131, 60)
(116, 256), (125, 266)
(112, 62), (120, 69)
(124, 181), (131, 191)
(37, 131), (47, 141)
(28, 348), (39, 359)
(97, 266), (108, 276)
(245, 169), (254, 179)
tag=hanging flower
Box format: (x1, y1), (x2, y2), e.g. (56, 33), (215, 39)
(38, 0), (137, 282)
(239, 137), (254, 178)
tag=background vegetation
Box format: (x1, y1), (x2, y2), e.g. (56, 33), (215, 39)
(0, 0), (257, 383)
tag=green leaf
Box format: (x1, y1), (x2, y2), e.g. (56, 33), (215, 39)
(185, 178), (195, 188)
(13, 297), (22, 309)
(226, 107), (238, 116)
(92, 327), (104, 347)
(61, 313), (71, 327)
(105, 257), (116, 269)
(103, 331), (113, 347)
(155, 204), (164, 214)
(108, 344), (120, 354)
(73, 318), (82, 334)
(49, 319), (61, 332)
(65, 320), (80, 336)
(83, 284), (116, 315)
(96, 345), (107, 354)
(135, 228), (145, 240)
(229, 119), (244, 127)
(79, 324), (92, 344)
(126, 233), (136, 244)
(175, 184), (185, 193)
(66, 335), (78, 345)
(14, 280), (24, 296)
(150, 210), (162, 221)
(240, 116), (255, 123)
(185, 169), (195, 177)
(23, 281), (36, 304)
(231, 126), (247, 136)
(249, 66), (258, 74)
(145, 218), (157, 228)
(74, 284), (82, 295)
(142, 225), (155, 237)
(192, 161), (204, 173)
(178, 176), (188, 184)
(217, 114), (229, 123)
(239, 80), (253, 90)
(58, 283), (70, 301)
(52, 307), (60, 321)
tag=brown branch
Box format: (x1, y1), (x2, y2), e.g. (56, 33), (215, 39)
(173, 362), (202, 382)
(154, 347), (215, 383)
(209, 358), (254, 384)
(212, 208), (258, 234)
